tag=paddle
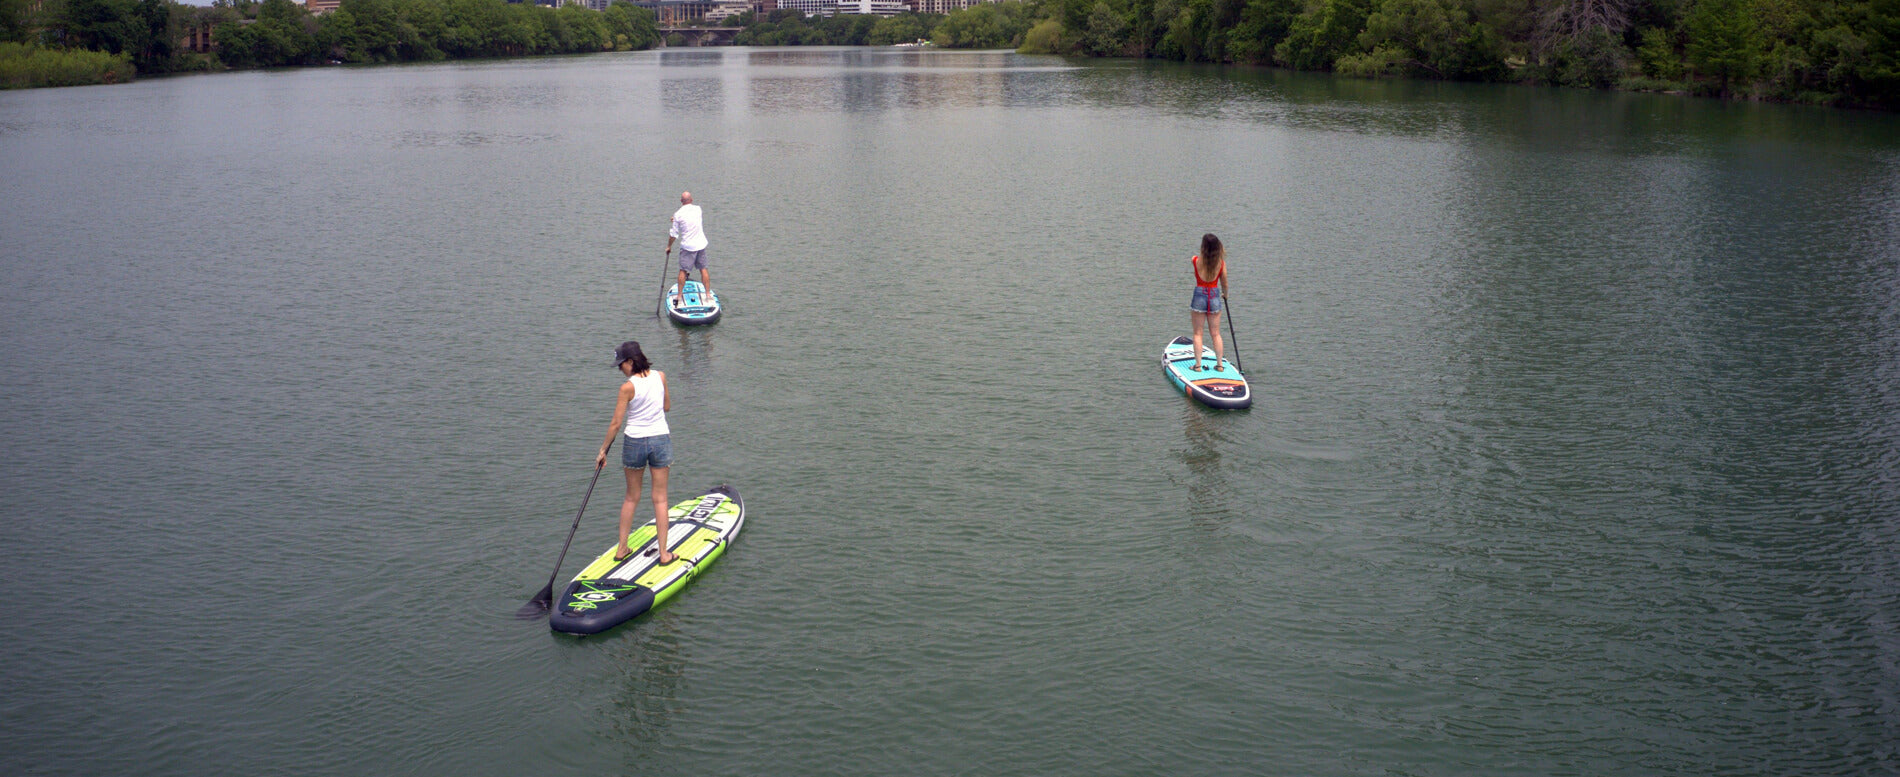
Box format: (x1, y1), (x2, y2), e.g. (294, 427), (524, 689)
(1220, 287), (1243, 375)
(655, 249), (672, 318)
(516, 438), (614, 619)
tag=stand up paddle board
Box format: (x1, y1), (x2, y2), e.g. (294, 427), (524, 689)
(665, 281), (721, 326)
(1163, 335), (1251, 409)
(549, 485), (744, 635)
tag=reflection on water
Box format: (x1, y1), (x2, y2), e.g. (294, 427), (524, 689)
(599, 620), (691, 752)
(670, 324), (716, 381)
(658, 49), (724, 66)
(1174, 397), (1239, 531)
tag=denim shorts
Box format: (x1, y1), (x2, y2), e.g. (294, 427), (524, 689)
(1190, 286), (1223, 313)
(677, 248), (708, 272)
(622, 434), (673, 469)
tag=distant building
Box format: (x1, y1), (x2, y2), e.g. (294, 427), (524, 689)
(703, 0), (752, 22)
(776, 0), (835, 15)
(304, 0), (341, 13)
(179, 22), (217, 53)
(911, 0), (986, 12)
(628, 0), (772, 22)
(837, 0), (905, 13)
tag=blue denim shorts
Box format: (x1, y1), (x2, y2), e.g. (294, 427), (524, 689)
(621, 434), (673, 469)
(1191, 286), (1223, 313)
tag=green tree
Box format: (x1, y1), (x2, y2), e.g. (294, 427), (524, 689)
(1355, 0), (1499, 77)
(1636, 25), (1683, 77)
(1018, 17), (1066, 50)
(0, 0), (32, 43)
(868, 13), (940, 45)
(1227, 0), (1298, 63)
(1084, 0), (1132, 54)
(59, 0), (143, 54)
(1275, 0), (1374, 68)
(1852, 0), (1900, 104)
(1685, 0), (1761, 93)
(934, 2), (1030, 47)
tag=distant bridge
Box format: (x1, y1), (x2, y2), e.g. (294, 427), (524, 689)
(658, 27), (742, 46)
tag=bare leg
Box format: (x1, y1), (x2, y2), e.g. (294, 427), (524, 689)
(1207, 310), (1225, 368)
(698, 267), (711, 298)
(617, 466), (645, 560)
(1189, 311), (1208, 370)
(674, 268), (687, 305)
(651, 466), (674, 564)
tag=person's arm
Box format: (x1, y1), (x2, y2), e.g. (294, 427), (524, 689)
(660, 372), (671, 412)
(597, 383), (634, 467)
(667, 215), (680, 254)
(1219, 260), (1229, 297)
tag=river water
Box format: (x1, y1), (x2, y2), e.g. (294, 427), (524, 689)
(3, 48), (1897, 776)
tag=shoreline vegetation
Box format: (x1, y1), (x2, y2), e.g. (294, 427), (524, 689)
(2, 0), (1894, 110)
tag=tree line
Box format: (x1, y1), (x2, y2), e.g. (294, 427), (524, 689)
(1025, 0), (1899, 107)
(727, 0), (1897, 108)
(6, 0), (1895, 108)
(2, 0), (659, 84)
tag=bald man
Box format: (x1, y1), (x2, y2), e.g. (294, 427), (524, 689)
(665, 192), (711, 306)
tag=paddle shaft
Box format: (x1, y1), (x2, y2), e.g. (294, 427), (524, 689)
(655, 249), (672, 317)
(519, 437), (613, 617)
(1220, 287), (1243, 374)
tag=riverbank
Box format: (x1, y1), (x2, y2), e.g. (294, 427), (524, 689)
(712, 0), (1900, 111)
(9, 0), (1896, 110)
(0, 43), (134, 89)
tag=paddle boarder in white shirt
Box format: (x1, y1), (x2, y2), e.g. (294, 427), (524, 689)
(666, 192), (711, 307)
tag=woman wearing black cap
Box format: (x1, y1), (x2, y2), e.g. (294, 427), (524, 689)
(596, 341), (676, 564)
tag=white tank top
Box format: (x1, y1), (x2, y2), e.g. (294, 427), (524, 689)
(622, 371), (669, 438)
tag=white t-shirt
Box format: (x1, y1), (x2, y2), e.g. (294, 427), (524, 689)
(670, 204), (708, 252)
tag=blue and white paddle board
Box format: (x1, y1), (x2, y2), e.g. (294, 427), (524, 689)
(666, 281), (721, 326)
(1163, 335), (1251, 409)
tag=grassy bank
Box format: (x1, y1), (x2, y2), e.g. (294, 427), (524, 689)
(1, 43), (135, 89)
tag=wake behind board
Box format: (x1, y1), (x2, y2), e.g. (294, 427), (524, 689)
(1163, 335), (1251, 409)
(549, 485), (745, 635)
(665, 281), (721, 326)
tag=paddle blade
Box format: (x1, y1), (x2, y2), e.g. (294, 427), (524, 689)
(516, 585), (554, 620)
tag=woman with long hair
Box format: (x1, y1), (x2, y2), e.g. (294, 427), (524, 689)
(1188, 233), (1229, 372)
(596, 341), (677, 565)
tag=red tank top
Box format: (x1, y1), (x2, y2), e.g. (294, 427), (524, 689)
(1192, 255), (1222, 291)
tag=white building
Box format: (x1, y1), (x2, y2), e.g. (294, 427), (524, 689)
(912, 0), (988, 13)
(778, 0), (837, 14)
(838, 0), (907, 14)
(703, 0), (752, 20)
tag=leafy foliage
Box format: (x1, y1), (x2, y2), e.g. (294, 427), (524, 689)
(1007, 0), (1900, 106)
(14, 0), (1900, 108)
(1, 39), (134, 86)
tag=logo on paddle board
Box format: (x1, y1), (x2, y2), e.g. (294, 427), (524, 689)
(683, 495), (725, 524)
(1197, 381), (1244, 397)
(567, 581), (636, 611)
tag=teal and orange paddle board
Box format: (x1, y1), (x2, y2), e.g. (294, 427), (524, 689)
(1162, 335), (1251, 409)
